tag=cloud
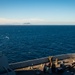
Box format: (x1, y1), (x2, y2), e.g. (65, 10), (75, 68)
(0, 17), (75, 25)
(0, 18), (45, 25)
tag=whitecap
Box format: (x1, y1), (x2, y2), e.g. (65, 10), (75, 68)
(5, 36), (9, 39)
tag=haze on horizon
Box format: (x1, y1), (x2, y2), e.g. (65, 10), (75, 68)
(0, 0), (75, 25)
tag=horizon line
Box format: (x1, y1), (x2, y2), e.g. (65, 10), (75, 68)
(0, 24), (75, 26)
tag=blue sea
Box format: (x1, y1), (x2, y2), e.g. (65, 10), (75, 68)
(0, 25), (75, 63)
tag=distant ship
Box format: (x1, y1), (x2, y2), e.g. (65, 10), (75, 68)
(0, 53), (75, 75)
(23, 22), (30, 25)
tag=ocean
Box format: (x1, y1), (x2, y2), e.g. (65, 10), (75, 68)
(0, 25), (75, 63)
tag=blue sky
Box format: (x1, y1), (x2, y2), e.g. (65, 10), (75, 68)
(0, 0), (75, 25)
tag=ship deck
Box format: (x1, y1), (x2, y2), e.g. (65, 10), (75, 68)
(15, 58), (75, 75)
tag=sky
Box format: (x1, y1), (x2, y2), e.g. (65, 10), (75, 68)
(0, 0), (75, 25)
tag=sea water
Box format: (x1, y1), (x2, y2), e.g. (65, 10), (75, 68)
(0, 25), (75, 63)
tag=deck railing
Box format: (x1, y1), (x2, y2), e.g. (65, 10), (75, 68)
(9, 53), (75, 70)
